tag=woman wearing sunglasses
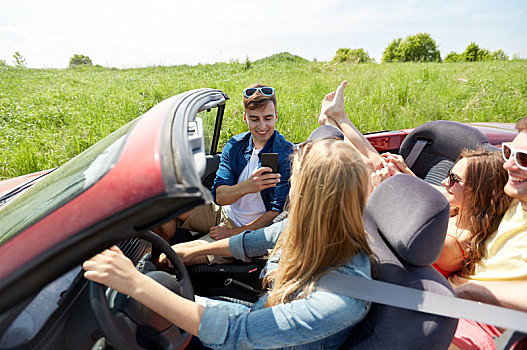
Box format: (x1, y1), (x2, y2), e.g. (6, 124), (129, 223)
(431, 149), (512, 278)
(318, 81), (512, 279)
(83, 139), (374, 349)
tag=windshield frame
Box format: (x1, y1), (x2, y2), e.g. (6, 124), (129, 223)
(0, 89), (228, 316)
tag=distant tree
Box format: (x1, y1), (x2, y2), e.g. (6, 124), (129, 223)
(0, 59), (7, 67)
(383, 34), (440, 63)
(444, 45), (508, 62)
(13, 52), (26, 67)
(462, 42), (490, 62)
(399, 33), (441, 62)
(69, 54), (93, 68)
(444, 51), (462, 63)
(244, 56), (252, 71)
(491, 49), (508, 61)
(332, 48), (373, 63)
(382, 38), (402, 62)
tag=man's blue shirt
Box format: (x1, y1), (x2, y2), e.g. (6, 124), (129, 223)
(211, 130), (294, 213)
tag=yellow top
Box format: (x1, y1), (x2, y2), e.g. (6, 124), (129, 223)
(469, 200), (527, 281)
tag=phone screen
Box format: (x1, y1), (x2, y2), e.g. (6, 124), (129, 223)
(260, 153), (278, 173)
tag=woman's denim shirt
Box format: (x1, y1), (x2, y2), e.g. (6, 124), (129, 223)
(211, 131), (294, 213)
(198, 220), (372, 349)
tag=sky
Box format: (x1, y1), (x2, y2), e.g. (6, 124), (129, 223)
(1, 0), (526, 68)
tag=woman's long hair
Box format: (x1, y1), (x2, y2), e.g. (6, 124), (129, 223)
(457, 148), (512, 275)
(264, 139), (372, 306)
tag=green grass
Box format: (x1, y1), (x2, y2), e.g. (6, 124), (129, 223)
(1, 58), (526, 180)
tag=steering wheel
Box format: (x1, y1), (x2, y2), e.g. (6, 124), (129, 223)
(89, 231), (194, 350)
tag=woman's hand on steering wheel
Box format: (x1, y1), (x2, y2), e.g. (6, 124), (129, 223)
(83, 245), (144, 296)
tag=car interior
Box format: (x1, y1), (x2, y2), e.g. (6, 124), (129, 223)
(177, 119), (510, 349)
(0, 101), (523, 350)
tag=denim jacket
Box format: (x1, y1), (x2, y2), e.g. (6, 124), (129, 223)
(198, 220), (372, 349)
(211, 131), (294, 213)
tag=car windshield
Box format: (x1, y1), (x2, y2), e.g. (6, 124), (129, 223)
(0, 121), (135, 244)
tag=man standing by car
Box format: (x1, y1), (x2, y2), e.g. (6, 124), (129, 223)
(156, 83), (293, 242)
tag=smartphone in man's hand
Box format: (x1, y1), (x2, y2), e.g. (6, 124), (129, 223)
(260, 153), (278, 174)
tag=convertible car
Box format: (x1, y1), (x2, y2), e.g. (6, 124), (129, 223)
(0, 88), (523, 350)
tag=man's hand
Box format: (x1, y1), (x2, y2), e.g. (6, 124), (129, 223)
(216, 167), (281, 206)
(209, 225), (234, 240)
(241, 167), (281, 194)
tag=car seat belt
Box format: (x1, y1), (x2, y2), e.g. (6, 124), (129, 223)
(404, 139), (428, 168)
(316, 273), (527, 335)
(494, 329), (526, 349)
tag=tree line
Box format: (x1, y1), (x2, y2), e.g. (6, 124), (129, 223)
(333, 33), (515, 64)
(0, 33), (520, 68)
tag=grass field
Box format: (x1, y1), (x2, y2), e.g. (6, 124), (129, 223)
(1, 55), (526, 180)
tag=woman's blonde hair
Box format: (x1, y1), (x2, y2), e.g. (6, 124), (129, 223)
(264, 139), (372, 306)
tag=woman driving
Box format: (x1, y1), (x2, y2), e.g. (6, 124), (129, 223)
(83, 138), (374, 349)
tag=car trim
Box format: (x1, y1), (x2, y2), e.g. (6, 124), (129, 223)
(0, 167), (57, 206)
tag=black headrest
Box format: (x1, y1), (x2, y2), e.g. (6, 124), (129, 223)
(367, 174), (450, 266)
(399, 120), (493, 160)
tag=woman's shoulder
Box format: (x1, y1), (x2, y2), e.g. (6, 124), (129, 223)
(338, 252), (372, 279)
(446, 221), (471, 245)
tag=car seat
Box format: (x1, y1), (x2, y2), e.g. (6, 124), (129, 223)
(343, 174), (458, 349)
(399, 120), (498, 185)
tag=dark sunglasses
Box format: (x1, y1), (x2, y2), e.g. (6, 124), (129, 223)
(446, 169), (463, 188)
(502, 142), (527, 170)
(243, 87), (275, 98)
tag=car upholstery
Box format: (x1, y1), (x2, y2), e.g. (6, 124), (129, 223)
(344, 174), (458, 349)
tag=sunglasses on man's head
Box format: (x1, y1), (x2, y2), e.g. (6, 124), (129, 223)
(502, 142), (527, 170)
(446, 169), (463, 188)
(243, 87), (275, 98)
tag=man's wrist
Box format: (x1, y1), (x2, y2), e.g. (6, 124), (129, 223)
(230, 227), (242, 236)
